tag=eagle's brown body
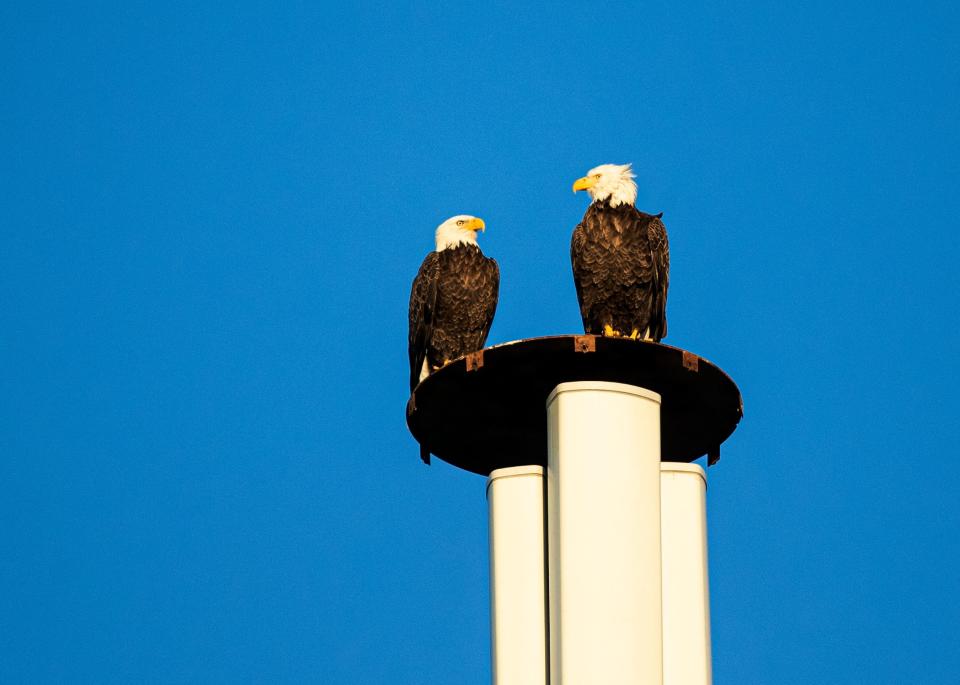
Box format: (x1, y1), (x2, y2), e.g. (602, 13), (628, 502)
(571, 200), (669, 341)
(408, 243), (499, 393)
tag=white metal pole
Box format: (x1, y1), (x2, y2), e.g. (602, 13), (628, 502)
(546, 381), (663, 685)
(487, 466), (547, 685)
(660, 463), (712, 685)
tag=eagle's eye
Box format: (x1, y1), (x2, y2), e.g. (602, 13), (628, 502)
(594, 174), (602, 179)
(456, 220), (465, 226)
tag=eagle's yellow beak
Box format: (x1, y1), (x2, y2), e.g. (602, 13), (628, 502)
(572, 176), (596, 193)
(466, 217), (486, 232)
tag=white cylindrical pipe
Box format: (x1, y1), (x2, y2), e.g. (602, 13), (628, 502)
(661, 463), (712, 685)
(546, 381), (663, 685)
(487, 465), (547, 685)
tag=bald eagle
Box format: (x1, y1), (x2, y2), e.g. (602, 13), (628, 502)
(571, 163), (669, 341)
(408, 215), (499, 461)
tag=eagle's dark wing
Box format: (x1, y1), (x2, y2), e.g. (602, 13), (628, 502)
(570, 222), (590, 327)
(647, 214), (669, 341)
(408, 251), (440, 393)
(476, 257), (499, 346)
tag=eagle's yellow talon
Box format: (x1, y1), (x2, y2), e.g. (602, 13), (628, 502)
(629, 329), (639, 340)
(603, 324), (615, 337)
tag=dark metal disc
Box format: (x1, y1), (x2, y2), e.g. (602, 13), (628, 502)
(406, 335), (743, 476)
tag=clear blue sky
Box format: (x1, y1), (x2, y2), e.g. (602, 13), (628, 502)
(2, 2), (958, 683)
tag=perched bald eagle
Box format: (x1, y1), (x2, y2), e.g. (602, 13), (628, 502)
(408, 215), (499, 460)
(571, 163), (669, 341)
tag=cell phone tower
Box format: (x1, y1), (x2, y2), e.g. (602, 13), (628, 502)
(408, 335), (742, 685)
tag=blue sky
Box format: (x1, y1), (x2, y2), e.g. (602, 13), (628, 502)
(2, 2), (958, 682)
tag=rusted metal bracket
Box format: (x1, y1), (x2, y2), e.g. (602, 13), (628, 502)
(574, 335), (596, 353)
(465, 350), (484, 372)
(682, 350), (699, 372)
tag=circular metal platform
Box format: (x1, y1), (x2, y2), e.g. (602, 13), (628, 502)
(406, 335), (743, 475)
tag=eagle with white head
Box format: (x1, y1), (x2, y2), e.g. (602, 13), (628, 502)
(571, 163), (669, 341)
(408, 216), (499, 461)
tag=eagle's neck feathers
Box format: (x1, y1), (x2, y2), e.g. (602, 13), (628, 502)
(592, 177), (637, 208)
(435, 224), (480, 251)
